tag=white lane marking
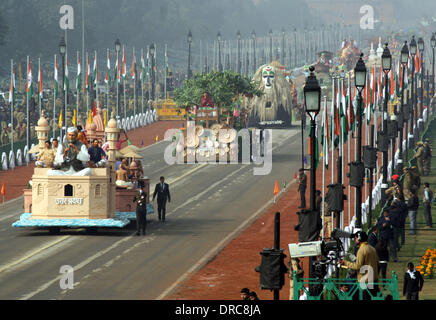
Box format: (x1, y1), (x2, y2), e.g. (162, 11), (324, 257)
(0, 211), (24, 223)
(0, 236), (71, 274)
(20, 233), (157, 300)
(156, 178), (297, 300)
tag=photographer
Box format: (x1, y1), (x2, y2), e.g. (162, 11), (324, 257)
(339, 231), (379, 300)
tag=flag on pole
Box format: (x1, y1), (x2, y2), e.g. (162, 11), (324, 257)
(93, 52), (99, 85)
(72, 109), (77, 127)
(88, 109), (93, 125)
(64, 55), (69, 91)
(58, 110), (63, 129)
(105, 50), (111, 86)
(86, 55), (90, 89)
(76, 55), (81, 91)
(54, 56), (59, 99)
(141, 52), (145, 82)
(122, 46), (126, 78)
(1, 182), (5, 196)
(104, 109), (107, 128)
(26, 60), (33, 100)
(321, 102), (329, 169)
(274, 180), (279, 195)
(131, 54), (136, 80)
(38, 62), (42, 101)
(9, 63), (15, 105)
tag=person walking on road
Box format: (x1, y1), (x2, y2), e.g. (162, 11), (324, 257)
(133, 184), (147, 236)
(298, 168), (307, 209)
(423, 182), (433, 229)
(403, 262), (424, 300)
(152, 176), (171, 222)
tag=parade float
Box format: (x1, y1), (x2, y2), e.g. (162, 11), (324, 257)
(13, 112), (153, 234)
(337, 39), (361, 71)
(244, 63), (294, 128)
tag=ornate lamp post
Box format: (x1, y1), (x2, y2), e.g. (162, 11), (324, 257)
(431, 33), (436, 101)
(399, 41), (409, 174)
(381, 43), (392, 206)
(59, 37), (66, 132)
(187, 30), (192, 79)
(269, 29), (273, 62)
(149, 43), (156, 101)
(217, 32), (222, 72)
(251, 30), (256, 75)
(115, 38), (121, 117)
(418, 37), (424, 123)
(409, 36), (417, 143)
(354, 53), (367, 228)
(281, 27), (285, 64)
(237, 30), (241, 74)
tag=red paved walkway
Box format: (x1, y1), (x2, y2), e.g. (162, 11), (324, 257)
(0, 120), (183, 203)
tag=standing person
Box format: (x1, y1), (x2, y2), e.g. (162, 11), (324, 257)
(413, 141), (425, 176)
(423, 139), (432, 176)
(397, 198), (409, 247)
(286, 257), (304, 300)
(133, 185), (147, 236)
(249, 291), (259, 300)
(368, 226), (379, 248)
(298, 168), (307, 208)
(339, 231), (379, 300)
(152, 176), (171, 222)
(389, 200), (403, 253)
(315, 190), (322, 211)
(407, 189), (419, 235)
(423, 182), (433, 229)
(402, 167), (413, 201)
(403, 262), (424, 300)
(410, 166), (421, 191)
(375, 236), (389, 279)
(377, 210), (397, 262)
(240, 288), (250, 300)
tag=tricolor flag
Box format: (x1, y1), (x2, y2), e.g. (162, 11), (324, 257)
(105, 49), (111, 86)
(38, 62), (42, 101)
(131, 54), (136, 80)
(76, 56), (81, 91)
(93, 52), (99, 85)
(9, 63), (15, 105)
(26, 60), (33, 100)
(122, 46), (126, 78)
(64, 55), (69, 91)
(54, 55), (59, 99)
(321, 101), (329, 169)
(140, 53), (145, 82)
(86, 55), (90, 89)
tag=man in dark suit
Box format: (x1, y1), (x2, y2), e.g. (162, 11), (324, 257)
(403, 262), (424, 300)
(153, 176), (171, 221)
(133, 184), (147, 236)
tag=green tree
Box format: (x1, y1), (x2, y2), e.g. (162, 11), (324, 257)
(174, 71), (263, 110)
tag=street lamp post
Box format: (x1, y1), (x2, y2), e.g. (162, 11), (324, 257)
(252, 30), (256, 75)
(150, 43), (156, 101)
(115, 38), (121, 117)
(431, 33), (436, 102)
(410, 36), (417, 150)
(269, 29), (273, 62)
(59, 37), (66, 135)
(418, 37), (424, 125)
(187, 30), (192, 79)
(381, 43), (392, 206)
(398, 41), (409, 175)
(294, 28), (297, 68)
(354, 53), (367, 229)
(303, 66), (321, 284)
(281, 27), (285, 64)
(217, 32), (222, 72)
(237, 30), (241, 74)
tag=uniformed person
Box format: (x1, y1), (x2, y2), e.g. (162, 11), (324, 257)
(413, 142), (425, 176)
(410, 166), (421, 191)
(298, 168), (307, 208)
(133, 185), (147, 236)
(402, 167), (414, 200)
(423, 139), (432, 176)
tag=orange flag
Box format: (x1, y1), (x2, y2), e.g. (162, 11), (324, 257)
(294, 172), (297, 179)
(274, 180), (279, 195)
(1, 183), (5, 196)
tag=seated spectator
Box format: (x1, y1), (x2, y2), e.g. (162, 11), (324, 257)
(240, 288), (250, 300)
(88, 139), (107, 167)
(36, 140), (56, 168)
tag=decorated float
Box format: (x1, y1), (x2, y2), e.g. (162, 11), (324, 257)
(13, 111), (153, 234)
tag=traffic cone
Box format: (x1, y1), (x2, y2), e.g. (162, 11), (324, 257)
(274, 180), (279, 196)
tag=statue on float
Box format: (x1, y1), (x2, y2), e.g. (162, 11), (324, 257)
(244, 64), (293, 127)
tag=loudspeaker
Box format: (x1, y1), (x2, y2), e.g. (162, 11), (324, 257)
(377, 132), (389, 152)
(326, 184), (346, 212)
(388, 120), (398, 139)
(257, 248), (286, 290)
(363, 146), (377, 169)
(349, 162), (365, 187)
(403, 104), (410, 120)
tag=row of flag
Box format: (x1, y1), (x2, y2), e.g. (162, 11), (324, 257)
(309, 47), (423, 170)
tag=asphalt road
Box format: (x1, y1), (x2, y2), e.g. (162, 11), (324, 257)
(0, 127), (307, 300)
